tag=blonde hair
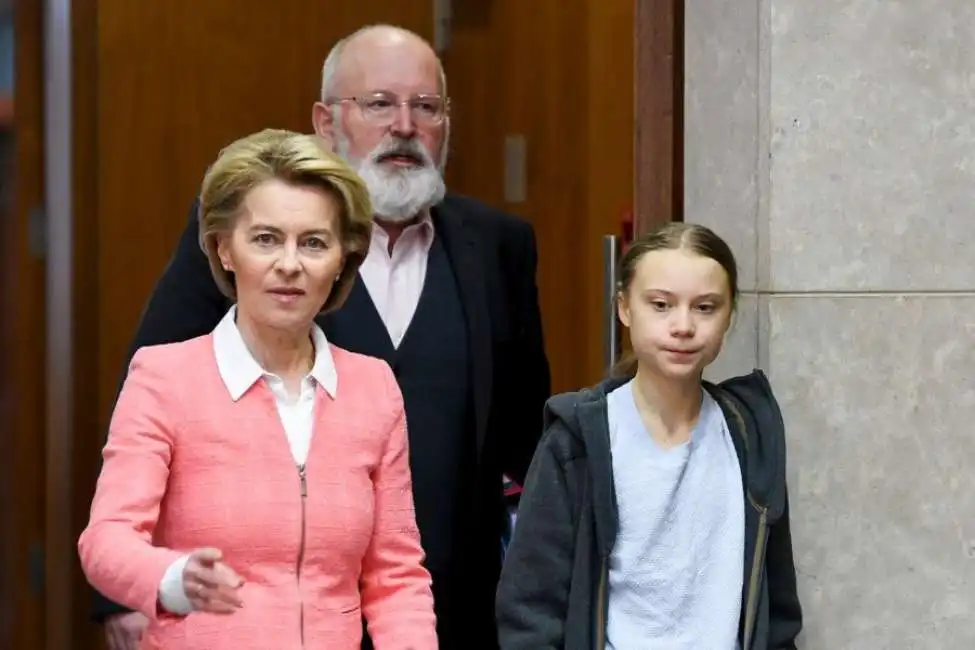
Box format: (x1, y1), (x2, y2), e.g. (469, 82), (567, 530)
(198, 128), (372, 314)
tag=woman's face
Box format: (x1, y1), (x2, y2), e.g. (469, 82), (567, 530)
(217, 178), (345, 333)
(618, 248), (734, 380)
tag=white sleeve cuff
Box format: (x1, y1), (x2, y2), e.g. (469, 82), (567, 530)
(157, 554), (194, 615)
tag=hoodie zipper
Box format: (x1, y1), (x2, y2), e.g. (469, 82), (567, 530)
(297, 463), (308, 648)
(742, 495), (768, 649)
(716, 391), (768, 650)
(595, 556), (608, 650)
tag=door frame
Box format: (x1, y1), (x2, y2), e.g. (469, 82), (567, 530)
(635, 0), (684, 232)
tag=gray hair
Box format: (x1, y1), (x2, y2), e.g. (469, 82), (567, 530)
(319, 24), (448, 101)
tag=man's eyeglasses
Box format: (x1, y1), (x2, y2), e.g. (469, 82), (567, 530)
(327, 92), (449, 127)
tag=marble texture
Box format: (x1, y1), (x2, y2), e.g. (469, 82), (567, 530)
(768, 0), (975, 292)
(684, 0), (765, 291)
(769, 295), (975, 648)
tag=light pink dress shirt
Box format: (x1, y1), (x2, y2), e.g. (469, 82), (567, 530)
(358, 215), (435, 348)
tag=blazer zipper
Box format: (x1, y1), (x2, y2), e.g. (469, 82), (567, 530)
(297, 463), (308, 648)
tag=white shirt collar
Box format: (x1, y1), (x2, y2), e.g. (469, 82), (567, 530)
(212, 306), (337, 401)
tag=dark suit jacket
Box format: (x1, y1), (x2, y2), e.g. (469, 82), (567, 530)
(90, 193), (551, 634)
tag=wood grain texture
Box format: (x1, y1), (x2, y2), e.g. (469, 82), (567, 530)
(1, 2), (45, 648)
(447, 0), (636, 390)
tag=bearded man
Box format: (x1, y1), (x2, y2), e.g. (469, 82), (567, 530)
(89, 24), (550, 650)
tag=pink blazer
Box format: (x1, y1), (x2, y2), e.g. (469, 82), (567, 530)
(78, 335), (437, 650)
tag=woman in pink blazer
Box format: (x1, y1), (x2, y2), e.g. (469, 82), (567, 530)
(78, 129), (437, 650)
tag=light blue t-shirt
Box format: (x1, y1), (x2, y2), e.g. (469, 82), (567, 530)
(605, 381), (745, 650)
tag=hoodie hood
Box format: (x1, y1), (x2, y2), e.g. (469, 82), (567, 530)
(539, 370), (788, 558)
(706, 370), (789, 519)
(541, 375), (628, 431)
(541, 376), (629, 558)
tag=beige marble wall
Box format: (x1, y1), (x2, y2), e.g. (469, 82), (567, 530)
(687, 0), (975, 646)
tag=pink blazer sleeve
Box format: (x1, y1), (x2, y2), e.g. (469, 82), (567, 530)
(77, 347), (186, 618)
(360, 363), (438, 649)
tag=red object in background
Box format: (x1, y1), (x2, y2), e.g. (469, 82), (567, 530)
(620, 206), (635, 251)
(502, 475), (522, 498)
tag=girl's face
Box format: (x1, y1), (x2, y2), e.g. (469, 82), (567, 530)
(618, 248), (734, 381)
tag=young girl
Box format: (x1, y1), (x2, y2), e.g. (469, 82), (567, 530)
(496, 223), (802, 649)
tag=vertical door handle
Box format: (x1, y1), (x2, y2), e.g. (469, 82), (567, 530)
(603, 235), (620, 373)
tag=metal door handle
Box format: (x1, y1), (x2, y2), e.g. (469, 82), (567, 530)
(602, 235), (620, 373)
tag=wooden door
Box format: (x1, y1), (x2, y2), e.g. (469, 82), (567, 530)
(444, 0), (637, 391)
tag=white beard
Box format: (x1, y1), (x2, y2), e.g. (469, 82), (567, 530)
(335, 133), (447, 223)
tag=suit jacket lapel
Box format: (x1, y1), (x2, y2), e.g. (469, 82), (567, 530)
(432, 203), (492, 457)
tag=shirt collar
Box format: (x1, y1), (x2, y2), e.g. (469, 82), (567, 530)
(212, 306), (338, 401)
(369, 212), (435, 252)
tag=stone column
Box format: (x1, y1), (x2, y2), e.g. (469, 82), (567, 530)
(685, 0), (975, 646)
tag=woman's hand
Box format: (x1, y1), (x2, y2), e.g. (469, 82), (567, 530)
(182, 547), (245, 614)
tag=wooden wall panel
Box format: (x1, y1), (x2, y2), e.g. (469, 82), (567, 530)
(1, 2), (47, 648)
